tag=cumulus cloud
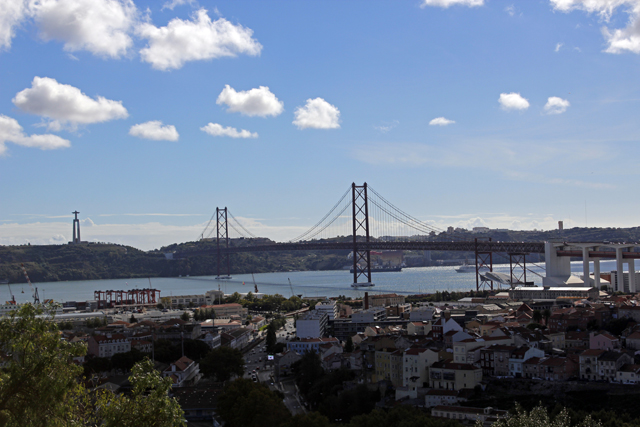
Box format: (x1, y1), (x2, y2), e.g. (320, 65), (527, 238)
(0, 114), (71, 155)
(555, 42), (564, 52)
(374, 120), (399, 133)
(200, 123), (257, 138)
(12, 76), (128, 129)
(293, 98), (340, 130)
(0, 0), (28, 51)
(31, 0), (138, 58)
(137, 8), (262, 70)
(550, 0), (640, 54)
(129, 121), (179, 141)
(216, 85), (283, 117)
(498, 92), (530, 111)
(544, 96), (570, 114)
(421, 0), (484, 7)
(505, 5), (516, 16)
(429, 117), (455, 126)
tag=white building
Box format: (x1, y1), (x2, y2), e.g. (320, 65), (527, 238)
(87, 333), (131, 358)
(315, 300), (338, 321)
(296, 311), (328, 339)
(409, 307), (435, 322)
(163, 356), (202, 387)
(352, 306), (386, 323)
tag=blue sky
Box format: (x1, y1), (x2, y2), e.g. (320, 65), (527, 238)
(1, 0), (640, 250)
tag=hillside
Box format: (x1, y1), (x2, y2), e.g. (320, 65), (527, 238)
(1, 226), (639, 284)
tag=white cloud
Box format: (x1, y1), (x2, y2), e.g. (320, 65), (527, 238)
(498, 92), (530, 111)
(0, 0), (28, 51)
(31, 0), (138, 58)
(505, 5), (515, 16)
(216, 85), (283, 117)
(555, 42), (564, 52)
(550, 0), (640, 54)
(161, 0), (196, 11)
(200, 123), (257, 138)
(129, 121), (179, 141)
(12, 76), (128, 129)
(374, 120), (399, 133)
(544, 96), (570, 114)
(421, 0), (484, 7)
(0, 114), (71, 155)
(137, 8), (262, 70)
(429, 117), (456, 126)
(293, 98), (340, 130)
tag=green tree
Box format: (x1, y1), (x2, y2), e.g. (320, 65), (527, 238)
(180, 311), (190, 321)
(96, 358), (186, 427)
(216, 379), (291, 427)
(345, 336), (354, 353)
(292, 350), (325, 396)
(480, 405), (602, 427)
(543, 308), (552, 326)
(200, 347), (245, 382)
(532, 310), (543, 324)
(0, 304), (88, 426)
(266, 322), (277, 353)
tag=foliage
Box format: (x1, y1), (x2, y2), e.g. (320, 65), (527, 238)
(266, 322), (278, 353)
(526, 322), (546, 330)
(292, 350), (325, 396)
(345, 336), (354, 353)
(347, 405), (461, 427)
(481, 404), (602, 427)
(96, 358), (186, 427)
(319, 383), (379, 423)
(0, 304), (91, 426)
(180, 311), (190, 321)
(111, 348), (146, 373)
(216, 378), (291, 427)
(86, 316), (108, 328)
(533, 310), (543, 324)
(199, 346), (245, 382)
(280, 412), (331, 427)
(193, 307), (216, 321)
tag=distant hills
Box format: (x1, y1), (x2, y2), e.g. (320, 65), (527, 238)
(1, 226), (639, 284)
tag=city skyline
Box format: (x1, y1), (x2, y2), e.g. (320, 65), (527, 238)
(1, 0), (640, 250)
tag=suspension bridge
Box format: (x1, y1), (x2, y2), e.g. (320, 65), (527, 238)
(169, 183), (640, 292)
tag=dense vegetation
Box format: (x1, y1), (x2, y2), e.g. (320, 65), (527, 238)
(2, 226), (640, 284)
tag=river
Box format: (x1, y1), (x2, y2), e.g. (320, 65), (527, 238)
(2, 259), (625, 304)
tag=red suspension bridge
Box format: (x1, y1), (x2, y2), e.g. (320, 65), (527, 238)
(169, 183), (640, 292)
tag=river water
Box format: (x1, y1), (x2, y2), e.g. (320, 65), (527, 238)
(2, 260), (625, 304)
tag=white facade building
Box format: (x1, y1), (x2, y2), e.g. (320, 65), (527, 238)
(296, 311), (328, 338)
(315, 300), (338, 321)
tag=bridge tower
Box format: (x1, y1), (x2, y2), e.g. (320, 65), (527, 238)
(216, 207), (231, 279)
(352, 183), (373, 287)
(475, 238), (494, 291)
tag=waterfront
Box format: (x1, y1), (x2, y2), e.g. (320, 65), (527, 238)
(0, 260), (624, 304)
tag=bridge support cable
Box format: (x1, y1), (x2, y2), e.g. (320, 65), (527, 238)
(227, 210), (258, 239)
(475, 238), (494, 291)
(216, 207), (231, 279)
(289, 188), (351, 243)
(352, 183), (372, 287)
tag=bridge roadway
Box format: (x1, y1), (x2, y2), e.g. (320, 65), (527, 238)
(172, 240), (547, 259)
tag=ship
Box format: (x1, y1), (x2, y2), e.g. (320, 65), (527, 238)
(349, 266), (402, 273)
(455, 262), (489, 273)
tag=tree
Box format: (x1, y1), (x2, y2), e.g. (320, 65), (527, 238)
(345, 336), (354, 353)
(266, 322), (277, 353)
(292, 350), (325, 396)
(480, 404), (602, 427)
(96, 358), (186, 427)
(200, 347), (245, 382)
(216, 379), (291, 427)
(0, 304), (88, 426)
(180, 311), (190, 321)
(543, 308), (552, 326)
(532, 310), (543, 324)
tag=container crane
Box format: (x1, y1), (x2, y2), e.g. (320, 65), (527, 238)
(20, 263), (40, 304)
(288, 278), (294, 298)
(6, 282), (16, 305)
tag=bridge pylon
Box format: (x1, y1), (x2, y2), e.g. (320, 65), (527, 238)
(216, 207), (231, 279)
(352, 183), (373, 288)
(475, 237), (494, 291)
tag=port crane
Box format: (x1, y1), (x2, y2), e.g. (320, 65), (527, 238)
(20, 263), (40, 304)
(288, 278), (294, 298)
